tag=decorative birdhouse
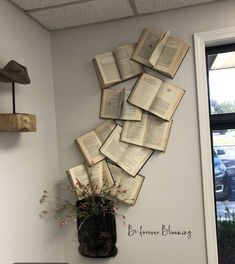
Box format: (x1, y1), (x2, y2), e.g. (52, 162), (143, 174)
(0, 60), (36, 132)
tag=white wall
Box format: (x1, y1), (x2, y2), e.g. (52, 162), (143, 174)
(51, 1), (235, 264)
(1, 0), (235, 264)
(0, 1), (64, 264)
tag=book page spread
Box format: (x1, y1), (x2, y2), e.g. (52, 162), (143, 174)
(100, 88), (124, 119)
(107, 163), (145, 205)
(95, 51), (121, 87)
(121, 112), (148, 145)
(117, 144), (153, 176)
(122, 113), (172, 151)
(132, 28), (189, 78)
(94, 120), (116, 144)
(75, 130), (105, 166)
(149, 31), (170, 66)
(132, 28), (165, 67)
(67, 164), (92, 199)
(75, 121), (115, 166)
(128, 73), (162, 111)
(155, 37), (189, 78)
(143, 114), (173, 151)
(100, 125), (129, 163)
(117, 173), (144, 205)
(120, 89), (143, 121)
(114, 43), (143, 80)
(100, 125), (153, 176)
(100, 88), (142, 121)
(149, 80), (185, 121)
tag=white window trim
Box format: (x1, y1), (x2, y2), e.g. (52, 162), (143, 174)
(194, 27), (235, 264)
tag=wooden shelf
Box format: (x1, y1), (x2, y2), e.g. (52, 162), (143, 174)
(0, 113), (36, 132)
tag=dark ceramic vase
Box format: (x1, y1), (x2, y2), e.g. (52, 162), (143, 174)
(76, 197), (118, 258)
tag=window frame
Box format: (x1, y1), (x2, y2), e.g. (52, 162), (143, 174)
(206, 43), (235, 130)
(194, 27), (235, 264)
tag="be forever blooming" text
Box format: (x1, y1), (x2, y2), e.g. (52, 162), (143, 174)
(127, 224), (192, 239)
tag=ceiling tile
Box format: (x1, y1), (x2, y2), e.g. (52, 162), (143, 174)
(134, 0), (216, 14)
(11, 0), (79, 10)
(28, 0), (134, 30)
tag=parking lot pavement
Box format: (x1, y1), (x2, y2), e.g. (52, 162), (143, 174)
(216, 200), (235, 220)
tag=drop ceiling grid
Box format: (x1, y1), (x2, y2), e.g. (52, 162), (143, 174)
(9, 0), (223, 30)
(134, 0), (217, 14)
(28, 0), (134, 30)
(10, 0), (80, 10)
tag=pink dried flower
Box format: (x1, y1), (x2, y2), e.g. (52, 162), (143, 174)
(39, 183), (128, 230)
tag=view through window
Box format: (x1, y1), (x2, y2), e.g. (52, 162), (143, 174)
(207, 44), (235, 264)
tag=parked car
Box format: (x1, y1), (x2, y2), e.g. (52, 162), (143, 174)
(213, 150), (231, 201)
(214, 129), (228, 135)
(214, 147), (235, 169)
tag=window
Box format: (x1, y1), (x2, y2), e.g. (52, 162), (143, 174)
(194, 28), (235, 264)
(206, 44), (235, 264)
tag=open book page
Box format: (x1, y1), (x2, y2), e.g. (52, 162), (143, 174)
(132, 28), (165, 67)
(118, 144), (153, 177)
(100, 88), (124, 119)
(101, 160), (114, 190)
(106, 163), (145, 205)
(154, 37), (189, 78)
(94, 120), (116, 144)
(94, 51), (121, 88)
(105, 163), (123, 197)
(128, 73), (163, 111)
(100, 125), (129, 163)
(122, 113), (172, 151)
(117, 171), (144, 205)
(143, 114), (173, 151)
(113, 43), (143, 80)
(67, 164), (92, 199)
(149, 31), (170, 66)
(75, 130), (105, 166)
(120, 89), (143, 121)
(121, 112), (148, 145)
(85, 162), (103, 194)
(149, 81), (185, 121)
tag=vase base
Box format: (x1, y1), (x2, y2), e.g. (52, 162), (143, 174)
(79, 246), (118, 258)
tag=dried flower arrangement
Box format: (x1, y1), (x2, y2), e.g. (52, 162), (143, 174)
(39, 156), (147, 258)
(39, 180), (127, 229)
(39, 178), (130, 257)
